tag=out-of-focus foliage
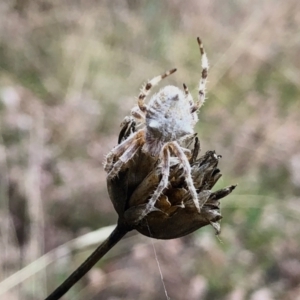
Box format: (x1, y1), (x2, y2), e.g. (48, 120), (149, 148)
(0, 0), (300, 299)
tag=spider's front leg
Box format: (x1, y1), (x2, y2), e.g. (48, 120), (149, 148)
(131, 106), (145, 123)
(183, 83), (194, 107)
(182, 38), (209, 114)
(170, 141), (200, 212)
(137, 68), (177, 112)
(194, 37), (209, 112)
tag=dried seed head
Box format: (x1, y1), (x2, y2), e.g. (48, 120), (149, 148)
(107, 121), (236, 239)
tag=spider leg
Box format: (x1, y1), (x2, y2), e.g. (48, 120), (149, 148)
(191, 37), (209, 113)
(170, 141), (200, 212)
(138, 146), (170, 221)
(179, 146), (192, 159)
(104, 130), (142, 173)
(131, 106), (146, 123)
(138, 68), (177, 112)
(107, 137), (142, 179)
(183, 83), (194, 107)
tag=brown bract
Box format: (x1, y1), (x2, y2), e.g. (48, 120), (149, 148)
(107, 122), (236, 240)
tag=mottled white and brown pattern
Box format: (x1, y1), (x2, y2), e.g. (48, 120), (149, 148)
(104, 37), (209, 220)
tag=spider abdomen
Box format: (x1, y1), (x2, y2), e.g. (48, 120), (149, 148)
(144, 86), (197, 156)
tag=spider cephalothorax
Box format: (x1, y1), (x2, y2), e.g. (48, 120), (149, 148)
(105, 37), (208, 220)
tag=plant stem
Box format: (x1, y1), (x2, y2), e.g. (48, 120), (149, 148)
(45, 222), (130, 300)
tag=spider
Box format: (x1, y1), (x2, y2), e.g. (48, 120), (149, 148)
(105, 37), (209, 220)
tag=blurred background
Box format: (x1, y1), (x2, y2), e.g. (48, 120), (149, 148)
(0, 0), (300, 299)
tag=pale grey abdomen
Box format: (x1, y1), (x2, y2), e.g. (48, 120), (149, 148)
(144, 86), (195, 156)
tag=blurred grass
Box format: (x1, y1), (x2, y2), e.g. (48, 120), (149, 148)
(0, 0), (300, 299)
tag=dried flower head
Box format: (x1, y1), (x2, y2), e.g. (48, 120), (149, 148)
(107, 120), (236, 239)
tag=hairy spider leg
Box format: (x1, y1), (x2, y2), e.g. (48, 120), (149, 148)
(138, 146), (170, 220)
(183, 83), (194, 107)
(131, 106), (146, 122)
(107, 137), (142, 179)
(190, 37), (209, 113)
(170, 141), (200, 212)
(138, 68), (177, 112)
(197, 37), (209, 109)
(104, 130), (143, 173)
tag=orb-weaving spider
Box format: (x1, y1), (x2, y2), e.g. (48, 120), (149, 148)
(104, 37), (209, 220)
